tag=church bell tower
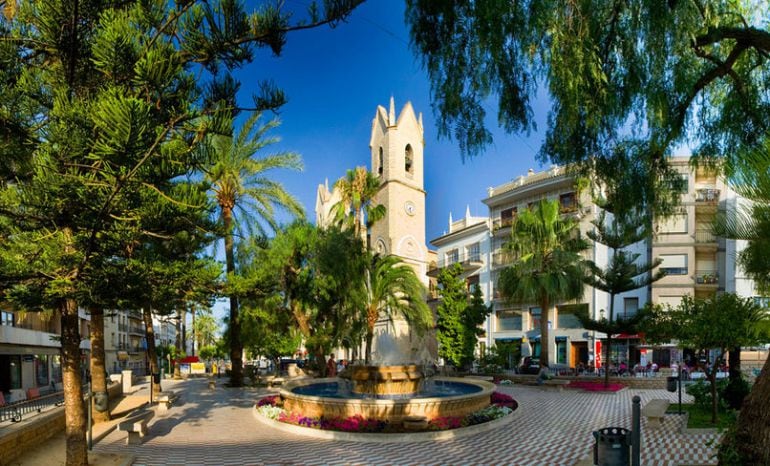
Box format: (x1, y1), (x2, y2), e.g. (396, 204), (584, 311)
(369, 98), (428, 284)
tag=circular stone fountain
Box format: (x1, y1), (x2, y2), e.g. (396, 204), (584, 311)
(280, 365), (495, 423)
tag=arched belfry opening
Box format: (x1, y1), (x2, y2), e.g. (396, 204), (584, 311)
(405, 144), (414, 175)
(378, 147), (384, 176)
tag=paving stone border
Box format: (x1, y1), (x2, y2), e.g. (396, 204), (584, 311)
(252, 403), (518, 443)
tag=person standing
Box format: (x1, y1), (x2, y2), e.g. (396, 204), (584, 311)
(326, 354), (337, 377)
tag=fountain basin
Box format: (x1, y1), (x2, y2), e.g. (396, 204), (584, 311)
(280, 377), (495, 423)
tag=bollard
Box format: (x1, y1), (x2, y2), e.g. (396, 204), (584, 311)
(632, 395), (640, 466)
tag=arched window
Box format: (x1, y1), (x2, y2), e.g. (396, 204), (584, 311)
(378, 147), (383, 176)
(405, 144), (413, 174)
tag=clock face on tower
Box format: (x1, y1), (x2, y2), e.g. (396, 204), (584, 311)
(404, 201), (416, 216)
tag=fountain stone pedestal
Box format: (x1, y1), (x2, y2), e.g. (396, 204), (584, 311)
(344, 365), (423, 396)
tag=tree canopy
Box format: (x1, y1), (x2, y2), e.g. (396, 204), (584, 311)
(406, 1), (770, 212)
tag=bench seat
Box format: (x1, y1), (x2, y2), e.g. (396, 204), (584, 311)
(118, 410), (154, 445)
(156, 391), (178, 413)
(641, 399), (670, 428)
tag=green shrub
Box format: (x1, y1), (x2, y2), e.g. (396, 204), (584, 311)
(685, 379), (729, 410)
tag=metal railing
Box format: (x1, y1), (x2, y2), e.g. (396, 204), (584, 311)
(434, 252), (483, 269)
(695, 230), (716, 243)
(128, 325), (144, 335)
(493, 217), (515, 230)
(695, 270), (719, 284)
(492, 250), (515, 267)
(0, 391), (64, 424)
(695, 188), (720, 203)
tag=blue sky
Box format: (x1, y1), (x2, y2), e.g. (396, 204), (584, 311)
(236, 0), (551, 242)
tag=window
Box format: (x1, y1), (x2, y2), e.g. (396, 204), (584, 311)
(530, 307), (541, 330)
(623, 298), (639, 318)
(405, 144), (414, 174)
(659, 254), (688, 275)
(8, 356), (21, 389)
(496, 310), (522, 331)
(557, 313), (582, 329)
(556, 339), (567, 364)
(753, 297), (770, 308)
(1, 311), (14, 326)
(668, 175), (688, 193)
(467, 242), (481, 262)
(446, 249), (459, 265)
(467, 275), (480, 293)
(36, 355), (49, 386)
(500, 207), (517, 227)
(658, 214), (688, 234)
(378, 147), (383, 176)
(559, 192), (577, 213)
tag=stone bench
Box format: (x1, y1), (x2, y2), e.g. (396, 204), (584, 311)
(641, 399), (670, 428)
(542, 379), (571, 391)
(266, 376), (285, 388)
(118, 410), (154, 445)
(156, 391), (178, 413)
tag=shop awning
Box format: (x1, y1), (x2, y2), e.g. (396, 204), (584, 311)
(117, 351), (129, 361)
(612, 333), (643, 339)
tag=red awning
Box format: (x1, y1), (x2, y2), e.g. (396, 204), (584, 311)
(612, 333), (644, 340)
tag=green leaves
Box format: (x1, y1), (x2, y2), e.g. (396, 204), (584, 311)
(92, 89), (153, 164)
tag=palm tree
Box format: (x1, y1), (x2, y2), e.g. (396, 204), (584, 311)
(497, 199), (590, 367)
(362, 253), (433, 364)
(332, 166), (385, 244)
(205, 112), (303, 386)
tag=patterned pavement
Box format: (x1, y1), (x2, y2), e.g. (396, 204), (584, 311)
(93, 378), (721, 466)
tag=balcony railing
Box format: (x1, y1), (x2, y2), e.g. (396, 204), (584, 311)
(695, 270), (719, 285)
(695, 188), (720, 204)
(128, 325), (144, 335)
(493, 217), (515, 231)
(435, 252), (483, 269)
(695, 230), (716, 243)
(492, 250), (515, 267)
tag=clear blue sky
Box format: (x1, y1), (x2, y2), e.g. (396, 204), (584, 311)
(235, 0), (551, 242)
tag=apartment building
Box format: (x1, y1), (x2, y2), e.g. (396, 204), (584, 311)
(429, 159), (765, 370)
(0, 308), (90, 400)
(103, 309), (147, 376)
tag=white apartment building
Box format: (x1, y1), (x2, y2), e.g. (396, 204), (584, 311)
(430, 158), (765, 370)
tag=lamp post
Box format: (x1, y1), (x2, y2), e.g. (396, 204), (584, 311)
(678, 365), (683, 415)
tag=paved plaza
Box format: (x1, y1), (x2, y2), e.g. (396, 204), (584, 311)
(89, 378), (722, 466)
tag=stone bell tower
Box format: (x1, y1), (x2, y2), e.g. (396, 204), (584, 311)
(369, 97), (428, 284)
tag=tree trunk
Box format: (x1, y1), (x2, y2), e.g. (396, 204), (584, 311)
(224, 208), (243, 387)
(605, 293), (616, 387)
(61, 299), (88, 466)
(365, 327), (374, 365)
(725, 353), (770, 464)
(728, 346), (741, 381)
(539, 297), (550, 367)
(142, 303), (161, 396)
(88, 305), (110, 423)
(710, 372), (718, 425)
(190, 306), (196, 357)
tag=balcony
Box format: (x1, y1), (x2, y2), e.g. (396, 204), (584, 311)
(492, 250), (515, 268)
(695, 188), (720, 213)
(0, 325), (59, 348)
(128, 325), (145, 336)
(427, 252), (484, 277)
(127, 311), (143, 321)
(695, 229), (718, 251)
(492, 217), (515, 235)
(695, 270), (719, 287)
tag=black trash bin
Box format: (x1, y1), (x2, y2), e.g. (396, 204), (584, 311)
(593, 427), (631, 465)
(93, 391), (109, 412)
(152, 372), (161, 384)
(666, 376), (678, 392)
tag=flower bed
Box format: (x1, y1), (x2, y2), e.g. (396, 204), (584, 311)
(255, 393), (517, 433)
(567, 380), (625, 392)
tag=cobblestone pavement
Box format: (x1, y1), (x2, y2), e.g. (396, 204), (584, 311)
(94, 378), (721, 466)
